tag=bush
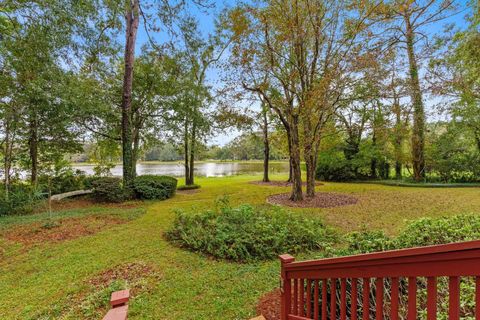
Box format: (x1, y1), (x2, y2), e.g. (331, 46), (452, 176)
(91, 177), (126, 203)
(177, 184), (201, 191)
(38, 169), (88, 195)
(316, 151), (359, 182)
(165, 202), (337, 261)
(133, 175), (177, 200)
(0, 184), (44, 216)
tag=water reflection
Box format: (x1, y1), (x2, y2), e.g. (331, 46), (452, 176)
(72, 161), (289, 177)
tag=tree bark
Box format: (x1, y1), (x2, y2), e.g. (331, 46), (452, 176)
(121, 0), (140, 190)
(289, 115), (303, 201)
(184, 119), (191, 185)
(188, 123), (196, 185)
(262, 107), (270, 182)
(4, 114), (11, 197)
(393, 99), (403, 179)
(28, 110), (38, 186)
(405, 15), (425, 181)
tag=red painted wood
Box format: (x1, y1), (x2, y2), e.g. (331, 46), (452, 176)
(340, 278), (347, 320)
(408, 277), (417, 320)
(299, 279), (305, 316)
(322, 279), (327, 320)
(427, 277), (437, 320)
(287, 315), (312, 320)
(375, 277), (383, 320)
(306, 279), (312, 318)
(390, 277), (399, 320)
(363, 278), (369, 320)
(284, 240), (480, 270)
(331, 278), (337, 320)
(110, 289), (130, 307)
(449, 276), (460, 320)
(280, 255), (295, 320)
(102, 305), (128, 320)
(294, 278), (299, 315)
(476, 277), (480, 320)
(351, 278), (358, 320)
(314, 280), (319, 320)
(279, 241), (480, 320)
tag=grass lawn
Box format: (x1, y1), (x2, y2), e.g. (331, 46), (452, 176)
(1, 174), (480, 319)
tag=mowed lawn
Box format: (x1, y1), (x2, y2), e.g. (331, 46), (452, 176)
(1, 175), (480, 319)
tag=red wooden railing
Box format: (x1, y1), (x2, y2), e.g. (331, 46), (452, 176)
(279, 240), (480, 320)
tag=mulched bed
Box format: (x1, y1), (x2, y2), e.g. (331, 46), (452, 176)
(176, 189), (201, 195)
(250, 181), (323, 187)
(2, 215), (128, 246)
(267, 192), (358, 208)
(256, 289), (281, 320)
(35, 198), (142, 214)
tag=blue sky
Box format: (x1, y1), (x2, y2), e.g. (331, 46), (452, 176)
(134, 0), (472, 146)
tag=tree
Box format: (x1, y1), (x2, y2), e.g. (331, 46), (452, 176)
(227, 0), (378, 200)
(379, 0), (461, 181)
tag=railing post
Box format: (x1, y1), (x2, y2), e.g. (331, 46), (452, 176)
(280, 254), (295, 320)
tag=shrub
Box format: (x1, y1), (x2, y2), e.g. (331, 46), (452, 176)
(177, 184), (201, 191)
(165, 202), (337, 261)
(91, 177), (126, 203)
(0, 184), (44, 216)
(316, 152), (358, 182)
(38, 169), (88, 195)
(133, 175), (177, 200)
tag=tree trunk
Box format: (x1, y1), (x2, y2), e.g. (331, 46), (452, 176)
(184, 120), (191, 185)
(262, 108), (270, 182)
(371, 128), (377, 179)
(28, 110), (38, 186)
(286, 130), (293, 183)
(188, 123), (196, 185)
(405, 16), (425, 182)
(289, 115), (303, 201)
(4, 115), (11, 197)
(393, 99), (403, 179)
(121, 0), (140, 190)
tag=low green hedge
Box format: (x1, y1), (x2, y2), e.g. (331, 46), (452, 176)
(133, 175), (177, 200)
(165, 202), (337, 261)
(91, 177), (127, 203)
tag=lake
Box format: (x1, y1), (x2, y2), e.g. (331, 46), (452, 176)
(72, 161), (289, 177)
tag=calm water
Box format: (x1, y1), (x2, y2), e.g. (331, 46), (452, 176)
(72, 161), (289, 177)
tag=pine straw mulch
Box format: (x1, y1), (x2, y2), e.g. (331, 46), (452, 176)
(250, 181), (323, 187)
(36, 198), (142, 213)
(176, 189), (201, 195)
(48, 262), (163, 319)
(2, 215), (130, 246)
(267, 192), (358, 208)
(256, 289), (281, 320)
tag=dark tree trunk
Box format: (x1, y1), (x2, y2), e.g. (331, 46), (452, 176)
(405, 16), (425, 182)
(4, 115), (11, 197)
(371, 129), (377, 179)
(289, 115), (303, 201)
(28, 111), (38, 186)
(262, 108), (270, 182)
(188, 123), (196, 185)
(286, 130), (293, 183)
(121, 0), (140, 190)
(184, 120), (191, 185)
(393, 99), (403, 180)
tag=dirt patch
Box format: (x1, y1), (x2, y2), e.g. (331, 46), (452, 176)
(35, 198), (142, 213)
(88, 262), (162, 294)
(267, 192), (358, 208)
(256, 289), (281, 320)
(2, 215), (128, 246)
(176, 189), (201, 195)
(250, 180), (323, 187)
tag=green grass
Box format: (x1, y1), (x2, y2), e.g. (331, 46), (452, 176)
(1, 174), (480, 319)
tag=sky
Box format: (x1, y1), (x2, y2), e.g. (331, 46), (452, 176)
(134, 0), (241, 146)
(133, 0), (473, 147)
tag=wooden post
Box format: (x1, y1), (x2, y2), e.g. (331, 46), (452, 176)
(280, 254), (295, 320)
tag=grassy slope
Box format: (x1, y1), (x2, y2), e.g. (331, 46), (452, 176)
(1, 175), (480, 319)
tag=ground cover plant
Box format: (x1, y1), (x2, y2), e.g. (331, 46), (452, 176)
(165, 200), (337, 261)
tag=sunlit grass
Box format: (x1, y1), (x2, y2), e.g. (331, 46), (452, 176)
(0, 174), (479, 319)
